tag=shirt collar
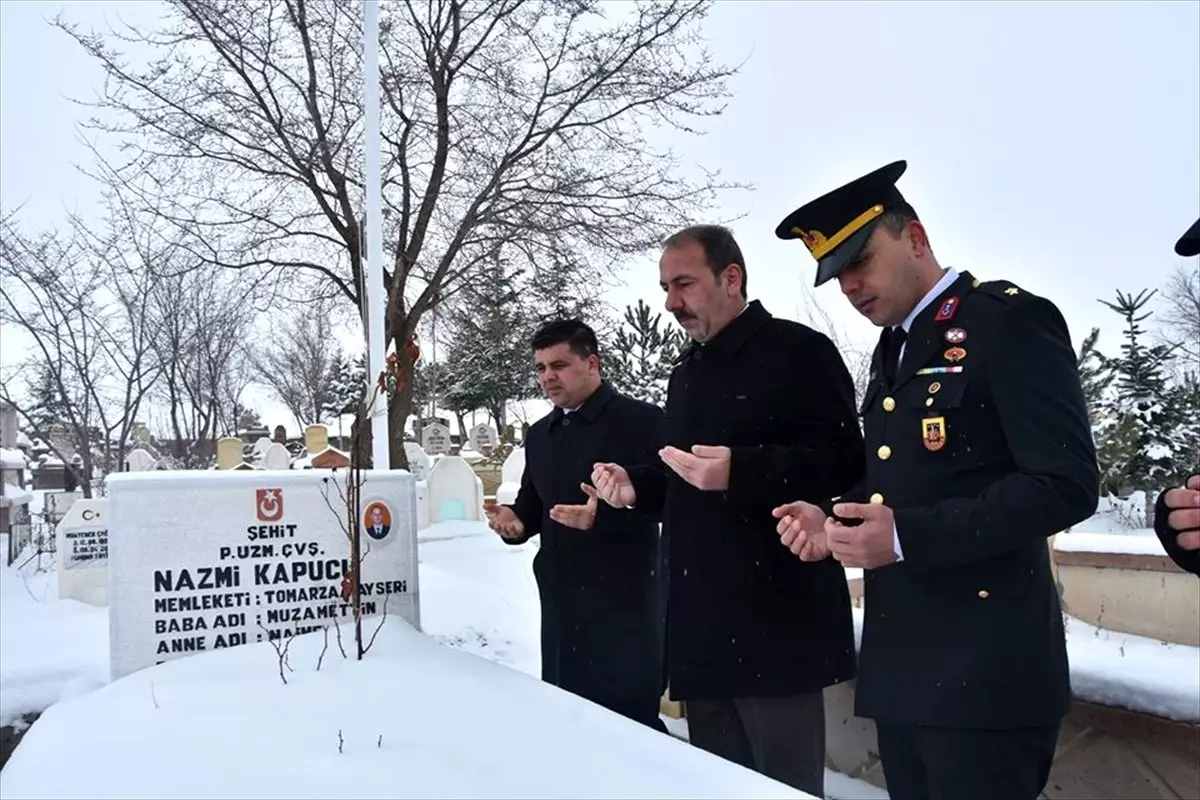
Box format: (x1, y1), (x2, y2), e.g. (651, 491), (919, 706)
(899, 266), (960, 333)
(550, 380), (614, 426)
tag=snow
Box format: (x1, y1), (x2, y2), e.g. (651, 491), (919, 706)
(1064, 492), (1153, 534)
(0, 520), (806, 799)
(0, 558), (108, 728)
(0, 483), (34, 507)
(1, 447), (28, 469)
(15, 430), (33, 449)
(4, 515), (1196, 798)
(1065, 617), (1200, 723)
(1053, 532), (1168, 557)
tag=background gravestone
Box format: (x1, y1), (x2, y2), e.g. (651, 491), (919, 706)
(262, 443), (292, 471)
(124, 448), (157, 473)
(56, 498), (109, 607)
(468, 423), (498, 454)
(402, 442), (431, 481)
(421, 422), (452, 456)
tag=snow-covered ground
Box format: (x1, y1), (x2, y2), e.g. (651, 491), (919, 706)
(1064, 492), (1155, 536)
(0, 520), (889, 799)
(3, 513), (1197, 797)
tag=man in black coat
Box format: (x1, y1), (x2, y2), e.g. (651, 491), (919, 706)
(488, 319), (667, 731)
(770, 160), (1100, 800)
(591, 225), (864, 797)
(1152, 218), (1200, 576)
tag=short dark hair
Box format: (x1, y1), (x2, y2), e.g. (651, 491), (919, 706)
(878, 200), (920, 238)
(663, 224), (748, 298)
(530, 318), (599, 360)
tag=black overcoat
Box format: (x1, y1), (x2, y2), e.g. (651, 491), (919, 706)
(626, 300), (865, 701)
(505, 381), (667, 708)
(848, 271), (1100, 729)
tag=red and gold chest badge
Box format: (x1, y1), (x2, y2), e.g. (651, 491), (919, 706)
(943, 346), (967, 363)
(922, 416), (946, 451)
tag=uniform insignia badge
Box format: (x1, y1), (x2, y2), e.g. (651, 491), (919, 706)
(928, 382), (942, 394)
(944, 327), (966, 344)
(922, 416), (946, 451)
(943, 346), (966, 362)
(933, 296), (960, 322)
(916, 366), (963, 375)
(1005, 287), (1020, 296)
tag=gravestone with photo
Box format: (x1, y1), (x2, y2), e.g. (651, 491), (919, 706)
(106, 469), (420, 679)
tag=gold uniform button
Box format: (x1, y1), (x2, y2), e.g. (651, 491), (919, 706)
(877, 445), (892, 460)
(978, 590), (989, 599)
(882, 396), (896, 412)
(925, 397), (934, 407)
(869, 493), (884, 504)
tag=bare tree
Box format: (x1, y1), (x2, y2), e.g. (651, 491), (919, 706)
(253, 299), (343, 431)
(0, 205), (165, 494)
(792, 278), (874, 410)
(1158, 263), (1200, 376)
(146, 266), (257, 467)
(56, 0), (742, 469)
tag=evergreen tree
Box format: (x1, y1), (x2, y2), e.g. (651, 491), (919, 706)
(1076, 327), (1114, 429)
(441, 257), (539, 432)
(321, 353), (367, 418)
(605, 299), (687, 406)
(23, 363), (72, 434)
(1097, 289), (1177, 511)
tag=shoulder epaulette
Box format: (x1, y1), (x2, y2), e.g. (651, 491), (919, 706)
(972, 278), (1027, 302)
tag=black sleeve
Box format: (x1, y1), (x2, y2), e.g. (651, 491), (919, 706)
(595, 402), (668, 527)
(1154, 473), (1200, 576)
(502, 439), (542, 546)
(724, 330), (866, 509)
(894, 295), (1100, 572)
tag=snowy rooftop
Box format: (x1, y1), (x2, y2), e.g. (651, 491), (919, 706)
(1, 447), (28, 470)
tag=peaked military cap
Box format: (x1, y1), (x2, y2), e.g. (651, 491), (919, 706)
(776, 160), (910, 287)
(1175, 217), (1200, 257)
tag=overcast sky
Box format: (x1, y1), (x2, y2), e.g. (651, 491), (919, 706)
(2, 0), (1197, 435)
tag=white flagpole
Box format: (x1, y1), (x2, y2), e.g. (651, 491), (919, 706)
(363, 0), (389, 469)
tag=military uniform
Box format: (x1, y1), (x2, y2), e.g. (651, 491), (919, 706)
(775, 161), (1100, 800)
(1155, 219), (1200, 576)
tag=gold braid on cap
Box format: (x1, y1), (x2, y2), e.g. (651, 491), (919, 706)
(792, 204), (885, 259)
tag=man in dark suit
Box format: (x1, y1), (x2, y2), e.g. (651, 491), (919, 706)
(1153, 218), (1200, 576)
(487, 319), (667, 731)
(591, 224), (864, 797)
(770, 161), (1099, 800)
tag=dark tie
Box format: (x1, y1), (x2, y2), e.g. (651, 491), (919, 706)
(883, 326), (907, 385)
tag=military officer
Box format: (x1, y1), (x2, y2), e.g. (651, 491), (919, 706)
(769, 160), (1100, 800)
(1152, 219), (1200, 576)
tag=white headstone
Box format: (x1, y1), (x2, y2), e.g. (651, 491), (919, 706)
(125, 448), (157, 473)
(495, 447), (525, 505)
(261, 443), (291, 471)
(43, 491), (81, 525)
(105, 469), (420, 680)
(468, 423), (498, 453)
(56, 499), (109, 607)
(252, 437), (273, 461)
(403, 441), (431, 481)
(421, 422), (452, 455)
(427, 456), (483, 523)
